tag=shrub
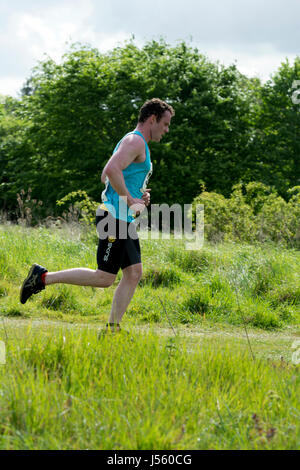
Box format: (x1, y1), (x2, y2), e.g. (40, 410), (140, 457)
(56, 190), (99, 226)
(191, 191), (230, 242)
(191, 182), (300, 247)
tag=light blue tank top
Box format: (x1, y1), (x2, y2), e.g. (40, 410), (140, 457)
(101, 130), (152, 222)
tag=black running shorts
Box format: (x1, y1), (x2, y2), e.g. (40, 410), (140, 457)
(96, 210), (141, 275)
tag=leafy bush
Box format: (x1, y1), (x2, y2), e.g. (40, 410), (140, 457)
(191, 182), (300, 247)
(56, 190), (99, 226)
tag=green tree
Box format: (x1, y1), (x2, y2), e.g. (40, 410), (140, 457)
(251, 58), (300, 196)
(0, 95), (36, 214)
(1, 41), (299, 217)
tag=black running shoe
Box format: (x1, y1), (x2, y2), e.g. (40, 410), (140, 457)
(97, 323), (120, 337)
(20, 263), (48, 304)
(97, 323), (133, 341)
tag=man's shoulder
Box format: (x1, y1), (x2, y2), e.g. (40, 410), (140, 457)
(122, 132), (145, 146)
(119, 133), (145, 154)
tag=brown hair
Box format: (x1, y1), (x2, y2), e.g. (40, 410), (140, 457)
(138, 98), (175, 123)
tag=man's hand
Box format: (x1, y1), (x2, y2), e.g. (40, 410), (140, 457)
(142, 188), (151, 207)
(128, 197), (146, 216)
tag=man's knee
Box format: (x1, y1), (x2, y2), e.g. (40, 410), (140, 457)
(123, 264), (143, 284)
(95, 270), (116, 288)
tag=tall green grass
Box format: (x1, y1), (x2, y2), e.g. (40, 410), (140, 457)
(0, 324), (299, 450)
(0, 223), (299, 450)
(0, 223), (299, 329)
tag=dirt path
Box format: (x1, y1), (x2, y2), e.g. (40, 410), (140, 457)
(1, 316), (299, 338)
(1, 316), (299, 363)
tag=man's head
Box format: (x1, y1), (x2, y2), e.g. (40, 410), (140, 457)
(138, 98), (174, 142)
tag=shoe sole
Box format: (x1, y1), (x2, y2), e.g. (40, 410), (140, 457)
(20, 264), (37, 304)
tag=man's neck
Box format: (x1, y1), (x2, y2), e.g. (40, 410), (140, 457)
(135, 124), (151, 143)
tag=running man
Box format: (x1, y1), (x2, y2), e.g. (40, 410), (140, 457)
(20, 98), (174, 332)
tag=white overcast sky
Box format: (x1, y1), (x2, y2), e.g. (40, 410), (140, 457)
(0, 0), (299, 97)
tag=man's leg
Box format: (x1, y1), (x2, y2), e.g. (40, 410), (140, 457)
(108, 263), (143, 326)
(20, 265), (116, 304)
(45, 268), (116, 288)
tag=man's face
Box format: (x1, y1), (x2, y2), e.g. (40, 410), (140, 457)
(150, 111), (172, 142)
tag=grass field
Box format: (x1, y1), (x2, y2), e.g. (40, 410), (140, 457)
(0, 223), (299, 450)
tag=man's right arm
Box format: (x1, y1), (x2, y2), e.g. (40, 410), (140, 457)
(101, 136), (145, 210)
